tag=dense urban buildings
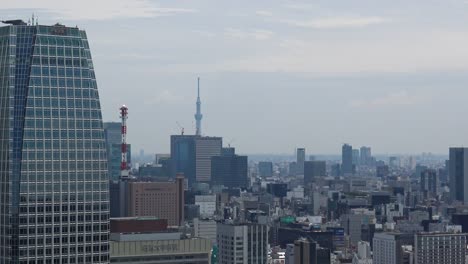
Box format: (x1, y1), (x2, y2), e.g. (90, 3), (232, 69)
(0, 21), (109, 263)
(5, 11), (468, 264)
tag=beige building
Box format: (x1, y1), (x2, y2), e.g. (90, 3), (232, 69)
(127, 174), (184, 226)
(110, 238), (211, 264)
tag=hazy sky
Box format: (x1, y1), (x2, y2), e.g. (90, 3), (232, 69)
(2, 0), (468, 155)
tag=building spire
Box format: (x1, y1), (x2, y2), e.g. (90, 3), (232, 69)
(195, 77), (203, 136)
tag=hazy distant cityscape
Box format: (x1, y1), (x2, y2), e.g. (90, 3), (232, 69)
(3, 2), (468, 264)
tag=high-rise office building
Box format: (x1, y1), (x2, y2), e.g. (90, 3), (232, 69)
(104, 122), (131, 181)
(0, 21), (109, 263)
(258, 161), (273, 177)
(304, 161), (326, 184)
(217, 222), (268, 264)
(103, 122), (121, 145)
(127, 175), (184, 226)
(360, 146), (371, 166)
(342, 144), (353, 176)
(420, 169), (438, 198)
(449, 147), (468, 203)
(171, 135), (197, 185)
(414, 232), (467, 264)
(352, 149), (360, 166)
(211, 154), (248, 188)
(195, 136), (222, 182)
(296, 148), (306, 175)
(170, 135), (222, 186)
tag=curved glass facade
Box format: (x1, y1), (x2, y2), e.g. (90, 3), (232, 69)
(0, 23), (109, 264)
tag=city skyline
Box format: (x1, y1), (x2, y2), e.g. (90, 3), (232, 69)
(3, 1), (468, 154)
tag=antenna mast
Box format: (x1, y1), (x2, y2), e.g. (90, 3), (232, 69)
(120, 105), (129, 179)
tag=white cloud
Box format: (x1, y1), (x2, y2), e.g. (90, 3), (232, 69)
(224, 28), (274, 40)
(349, 91), (431, 108)
(0, 0), (196, 20)
(282, 16), (388, 29)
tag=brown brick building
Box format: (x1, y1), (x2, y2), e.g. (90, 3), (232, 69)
(127, 174), (184, 226)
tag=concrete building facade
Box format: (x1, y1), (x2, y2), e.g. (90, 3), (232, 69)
(127, 175), (184, 226)
(217, 222), (268, 264)
(414, 232), (467, 264)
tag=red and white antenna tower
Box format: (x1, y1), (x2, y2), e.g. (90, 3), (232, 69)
(120, 105), (129, 179)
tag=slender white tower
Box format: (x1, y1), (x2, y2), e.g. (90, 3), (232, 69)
(194, 77), (203, 136)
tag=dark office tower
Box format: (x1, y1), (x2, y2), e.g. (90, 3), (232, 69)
(452, 213), (468, 233)
(376, 165), (389, 178)
(104, 122), (131, 181)
(352, 149), (360, 166)
(360, 146), (371, 166)
(449, 148), (468, 203)
(341, 144), (353, 176)
(304, 161), (326, 184)
(0, 21), (109, 263)
(171, 135), (222, 186)
(266, 183), (288, 198)
(211, 155), (248, 188)
(420, 169), (438, 198)
(294, 238), (331, 264)
(258, 161), (273, 177)
(296, 148), (306, 175)
(171, 135), (197, 185)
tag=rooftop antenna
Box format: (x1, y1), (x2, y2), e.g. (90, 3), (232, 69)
(227, 138), (236, 148)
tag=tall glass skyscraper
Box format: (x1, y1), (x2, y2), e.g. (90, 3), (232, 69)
(0, 20), (109, 263)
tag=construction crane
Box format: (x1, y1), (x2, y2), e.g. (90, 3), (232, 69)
(176, 122), (184, 135)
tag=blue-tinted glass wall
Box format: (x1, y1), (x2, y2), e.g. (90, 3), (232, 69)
(0, 22), (109, 264)
(104, 122), (131, 181)
(171, 135), (196, 185)
(211, 155), (248, 188)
